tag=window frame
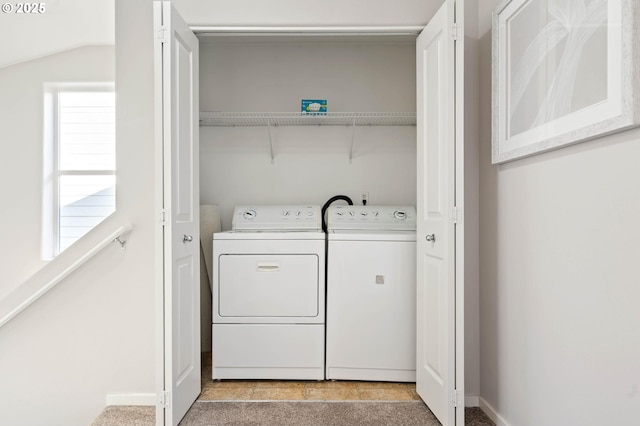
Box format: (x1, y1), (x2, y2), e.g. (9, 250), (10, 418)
(43, 82), (116, 258)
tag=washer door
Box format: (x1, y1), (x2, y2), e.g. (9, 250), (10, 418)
(218, 254), (319, 318)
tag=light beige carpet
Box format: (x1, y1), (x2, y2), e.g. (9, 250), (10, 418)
(92, 403), (495, 426)
(182, 401), (437, 425)
(91, 406), (154, 426)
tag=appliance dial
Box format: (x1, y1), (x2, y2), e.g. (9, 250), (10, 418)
(243, 210), (257, 219)
(393, 210), (407, 220)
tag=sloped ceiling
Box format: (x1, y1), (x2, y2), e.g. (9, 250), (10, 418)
(0, 0), (114, 68)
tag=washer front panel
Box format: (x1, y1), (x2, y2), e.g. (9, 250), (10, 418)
(326, 238), (416, 381)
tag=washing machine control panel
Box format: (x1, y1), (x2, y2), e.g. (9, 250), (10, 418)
(328, 205), (416, 231)
(232, 205), (321, 231)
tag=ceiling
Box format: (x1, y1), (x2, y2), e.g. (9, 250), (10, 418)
(0, 0), (114, 69)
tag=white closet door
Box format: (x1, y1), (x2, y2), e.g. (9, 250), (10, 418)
(154, 2), (200, 425)
(415, 1), (464, 425)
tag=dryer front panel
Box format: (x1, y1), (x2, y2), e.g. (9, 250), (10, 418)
(218, 254), (319, 319)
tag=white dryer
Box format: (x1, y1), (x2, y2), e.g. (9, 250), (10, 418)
(326, 205), (416, 382)
(212, 205), (325, 380)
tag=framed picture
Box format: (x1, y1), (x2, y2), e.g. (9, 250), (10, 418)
(492, 0), (640, 164)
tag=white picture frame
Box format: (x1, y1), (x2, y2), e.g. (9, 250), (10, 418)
(492, 0), (640, 164)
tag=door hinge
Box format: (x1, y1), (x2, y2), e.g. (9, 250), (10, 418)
(451, 23), (458, 41)
(159, 390), (171, 408)
(160, 209), (169, 226)
(452, 207), (462, 224)
(157, 26), (168, 44)
(451, 389), (463, 407)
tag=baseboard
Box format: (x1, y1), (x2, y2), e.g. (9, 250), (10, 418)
(465, 395), (480, 407)
(479, 397), (510, 426)
(106, 393), (156, 406)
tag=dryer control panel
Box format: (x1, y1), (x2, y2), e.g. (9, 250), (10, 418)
(232, 205), (321, 231)
(327, 205), (416, 231)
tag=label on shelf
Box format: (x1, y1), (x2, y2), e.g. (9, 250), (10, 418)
(301, 99), (327, 115)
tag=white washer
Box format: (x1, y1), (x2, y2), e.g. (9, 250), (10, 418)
(326, 205), (416, 382)
(212, 205), (325, 380)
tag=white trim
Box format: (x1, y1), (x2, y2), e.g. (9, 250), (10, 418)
(465, 395), (480, 407)
(192, 25), (424, 36)
(43, 82), (117, 256)
(43, 82), (116, 91)
(153, 3), (167, 426)
(479, 397), (511, 426)
(106, 393), (156, 406)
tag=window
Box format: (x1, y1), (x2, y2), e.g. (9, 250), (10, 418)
(44, 84), (116, 257)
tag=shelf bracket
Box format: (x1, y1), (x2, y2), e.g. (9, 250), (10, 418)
(266, 118), (275, 164)
(349, 117), (356, 164)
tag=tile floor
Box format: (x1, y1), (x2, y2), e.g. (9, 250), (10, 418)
(200, 352), (420, 402)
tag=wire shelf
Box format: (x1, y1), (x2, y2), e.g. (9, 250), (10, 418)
(199, 112), (416, 127)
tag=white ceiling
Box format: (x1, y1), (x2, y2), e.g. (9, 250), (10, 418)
(0, 0), (114, 69)
(172, 0), (443, 27)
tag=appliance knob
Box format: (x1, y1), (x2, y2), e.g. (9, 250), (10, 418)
(243, 210), (257, 219)
(360, 211), (368, 216)
(393, 210), (407, 220)
(348, 211), (355, 217)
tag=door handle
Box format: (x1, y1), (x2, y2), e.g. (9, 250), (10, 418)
(257, 262), (280, 272)
(425, 234), (436, 242)
(183, 234), (193, 243)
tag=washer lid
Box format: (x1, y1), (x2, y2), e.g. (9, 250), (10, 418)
(327, 205), (416, 231)
(232, 205), (321, 231)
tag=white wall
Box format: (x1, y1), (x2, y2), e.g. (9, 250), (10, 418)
(0, 1), (157, 424)
(199, 40), (417, 229)
(0, 46), (115, 299)
(478, 1), (640, 424)
(463, 40), (481, 406)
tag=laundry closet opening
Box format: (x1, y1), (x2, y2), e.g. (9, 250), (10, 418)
(196, 33), (419, 386)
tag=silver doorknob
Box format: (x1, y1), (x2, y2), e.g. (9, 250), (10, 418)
(425, 234), (436, 242)
(183, 235), (193, 243)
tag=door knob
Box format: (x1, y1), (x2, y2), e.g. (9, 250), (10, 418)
(183, 234), (193, 243)
(425, 234), (436, 242)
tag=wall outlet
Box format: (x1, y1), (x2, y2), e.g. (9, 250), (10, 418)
(360, 191), (369, 205)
